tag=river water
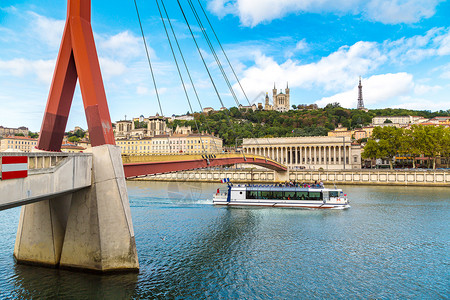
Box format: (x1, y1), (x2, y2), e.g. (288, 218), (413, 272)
(0, 182), (448, 299)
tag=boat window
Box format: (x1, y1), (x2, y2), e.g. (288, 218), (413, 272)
(260, 191), (272, 199)
(296, 191), (308, 200)
(308, 192), (322, 200)
(329, 191), (339, 197)
(272, 191), (284, 200)
(285, 193), (295, 200)
(246, 191), (258, 199)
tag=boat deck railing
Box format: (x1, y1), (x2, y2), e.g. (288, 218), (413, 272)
(234, 183), (326, 189)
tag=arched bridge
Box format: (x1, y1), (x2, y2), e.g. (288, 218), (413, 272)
(122, 153), (287, 178)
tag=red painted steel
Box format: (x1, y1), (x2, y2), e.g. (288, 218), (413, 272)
(37, 0), (115, 151)
(123, 157), (287, 178)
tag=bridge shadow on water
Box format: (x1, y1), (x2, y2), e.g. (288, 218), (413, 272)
(9, 188), (261, 299)
(11, 264), (138, 299)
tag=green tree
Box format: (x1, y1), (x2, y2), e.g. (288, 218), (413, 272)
(68, 136), (80, 143)
(361, 139), (378, 160)
(134, 120), (147, 129)
(28, 132), (39, 139)
(412, 125), (445, 169)
(400, 128), (420, 168)
(441, 127), (450, 168)
(369, 126), (404, 168)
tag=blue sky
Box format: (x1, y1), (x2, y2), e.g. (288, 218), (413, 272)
(1, 0), (449, 132)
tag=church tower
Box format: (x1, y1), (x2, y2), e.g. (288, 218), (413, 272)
(357, 76), (365, 110)
(273, 83), (277, 109)
(285, 82), (290, 110)
(265, 92), (270, 108)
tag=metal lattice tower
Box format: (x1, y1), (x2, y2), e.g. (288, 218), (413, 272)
(357, 76), (365, 110)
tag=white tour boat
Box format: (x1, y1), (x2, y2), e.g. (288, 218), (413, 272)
(213, 183), (350, 209)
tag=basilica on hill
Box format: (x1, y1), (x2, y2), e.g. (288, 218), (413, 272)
(264, 83), (291, 112)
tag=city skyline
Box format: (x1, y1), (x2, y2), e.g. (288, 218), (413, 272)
(1, 0), (450, 131)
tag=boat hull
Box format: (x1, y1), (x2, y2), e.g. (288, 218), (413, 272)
(213, 198), (350, 209)
(212, 184), (350, 209)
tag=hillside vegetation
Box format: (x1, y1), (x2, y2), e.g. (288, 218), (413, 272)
(168, 104), (450, 146)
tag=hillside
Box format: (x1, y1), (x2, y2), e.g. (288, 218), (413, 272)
(168, 104), (450, 146)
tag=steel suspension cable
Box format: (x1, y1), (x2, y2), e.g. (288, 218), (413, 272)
(155, 0), (208, 158)
(177, 0), (247, 161)
(187, 0), (272, 160)
(159, 0), (221, 154)
(134, 0), (174, 155)
(186, 0), (240, 107)
(133, 0), (164, 117)
(176, 0), (225, 107)
(195, 0), (251, 106)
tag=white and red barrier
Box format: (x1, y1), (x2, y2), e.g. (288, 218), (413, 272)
(1, 156), (28, 180)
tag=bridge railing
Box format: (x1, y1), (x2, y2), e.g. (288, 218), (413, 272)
(122, 153), (281, 164)
(0, 152), (93, 178)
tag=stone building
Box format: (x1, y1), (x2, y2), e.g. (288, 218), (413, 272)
(175, 125), (192, 135)
(243, 136), (361, 170)
(265, 83), (290, 112)
(116, 133), (223, 155)
(147, 115), (170, 137)
(114, 114), (171, 140)
(0, 136), (37, 152)
(327, 124), (352, 138)
(114, 120), (132, 139)
(372, 116), (422, 127)
(0, 126), (29, 137)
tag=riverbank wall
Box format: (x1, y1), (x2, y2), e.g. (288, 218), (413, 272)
(131, 169), (450, 187)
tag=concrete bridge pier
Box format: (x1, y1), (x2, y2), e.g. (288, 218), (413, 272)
(14, 145), (139, 272)
(59, 145), (138, 272)
(14, 195), (71, 267)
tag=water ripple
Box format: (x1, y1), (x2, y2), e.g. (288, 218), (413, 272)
(0, 183), (448, 299)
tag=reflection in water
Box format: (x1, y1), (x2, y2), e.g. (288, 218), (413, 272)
(1, 182), (448, 299)
(132, 208), (260, 298)
(12, 264), (138, 299)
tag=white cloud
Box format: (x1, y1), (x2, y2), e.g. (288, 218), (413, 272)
(98, 57), (127, 79)
(436, 30), (450, 55)
(315, 73), (414, 108)
(230, 27), (450, 107)
(235, 41), (386, 100)
(98, 31), (147, 59)
(295, 39), (308, 51)
(390, 97), (450, 111)
(440, 63), (450, 79)
(208, 0), (443, 26)
(414, 84), (442, 95)
(0, 6), (18, 14)
(0, 56), (126, 83)
(365, 0), (441, 24)
(0, 58), (55, 84)
(29, 12), (64, 47)
(384, 27), (450, 63)
(285, 38), (309, 58)
(136, 86), (149, 95)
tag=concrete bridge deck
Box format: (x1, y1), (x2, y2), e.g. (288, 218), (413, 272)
(0, 153), (92, 210)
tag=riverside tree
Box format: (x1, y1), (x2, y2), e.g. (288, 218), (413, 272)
(362, 125), (449, 169)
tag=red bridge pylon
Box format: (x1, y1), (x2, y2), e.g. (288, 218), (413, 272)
(38, 0), (115, 151)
